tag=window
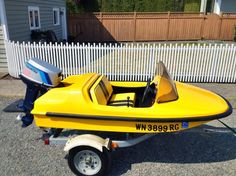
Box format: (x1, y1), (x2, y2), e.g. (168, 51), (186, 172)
(53, 8), (60, 26)
(28, 6), (41, 30)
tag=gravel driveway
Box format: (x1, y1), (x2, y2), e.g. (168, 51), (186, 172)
(0, 83), (236, 176)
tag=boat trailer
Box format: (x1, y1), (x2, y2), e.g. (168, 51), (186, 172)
(39, 123), (235, 176)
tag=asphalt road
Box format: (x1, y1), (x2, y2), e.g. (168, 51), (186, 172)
(0, 83), (236, 176)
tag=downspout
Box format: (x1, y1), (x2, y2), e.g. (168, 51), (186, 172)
(61, 7), (68, 40)
(214, 0), (222, 15)
(0, 0), (9, 40)
(200, 0), (207, 13)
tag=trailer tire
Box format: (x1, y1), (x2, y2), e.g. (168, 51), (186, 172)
(68, 146), (111, 176)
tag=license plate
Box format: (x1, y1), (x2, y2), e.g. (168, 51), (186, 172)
(135, 123), (182, 132)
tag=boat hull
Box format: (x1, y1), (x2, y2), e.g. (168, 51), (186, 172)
(34, 114), (210, 133)
(31, 74), (232, 133)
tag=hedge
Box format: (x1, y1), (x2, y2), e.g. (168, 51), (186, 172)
(184, 0), (201, 12)
(66, 0), (200, 13)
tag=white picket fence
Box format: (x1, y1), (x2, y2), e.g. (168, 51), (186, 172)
(4, 40), (236, 82)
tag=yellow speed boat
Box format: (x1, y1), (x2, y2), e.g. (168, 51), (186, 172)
(15, 58), (232, 133)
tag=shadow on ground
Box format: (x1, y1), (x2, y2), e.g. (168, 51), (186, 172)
(108, 126), (236, 175)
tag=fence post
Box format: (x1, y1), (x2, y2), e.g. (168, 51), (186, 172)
(100, 12), (103, 23)
(200, 13), (205, 40)
(100, 12), (103, 41)
(218, 13), (223, 40)
(166, 11), (170, 41)
(133, 12), (137, 42)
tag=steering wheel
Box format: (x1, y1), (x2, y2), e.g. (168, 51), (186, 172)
(141, 78), (151, 103)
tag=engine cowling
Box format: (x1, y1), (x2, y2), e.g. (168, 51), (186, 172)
(20, 58), (62, 127)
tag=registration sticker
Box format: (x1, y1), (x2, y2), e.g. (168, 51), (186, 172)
(182, 122), (189, 128)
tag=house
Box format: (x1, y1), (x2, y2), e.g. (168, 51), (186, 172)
(0, 0), (67, 73)
(200, 0), (236, 14)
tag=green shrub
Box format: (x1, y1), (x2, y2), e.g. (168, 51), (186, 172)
(66, 0), (79, 13)
(184, 0), (201, 12)
(66, 0), (201, 13)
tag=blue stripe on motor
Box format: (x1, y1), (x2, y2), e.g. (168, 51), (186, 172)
(42, 72), (52, 85)
(25, 63), (52, 85)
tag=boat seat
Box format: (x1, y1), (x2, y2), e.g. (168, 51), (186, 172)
(109, 93), (135, 107)
(90, 75), (136, 107)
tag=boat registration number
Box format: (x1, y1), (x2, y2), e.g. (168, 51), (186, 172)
(135, 123), (181, 132)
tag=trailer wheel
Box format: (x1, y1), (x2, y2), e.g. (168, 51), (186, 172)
(68, 146), (110, 176)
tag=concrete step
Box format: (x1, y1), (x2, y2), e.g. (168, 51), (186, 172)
(0, 53), (6, 59)
(0, 67), (8, 73)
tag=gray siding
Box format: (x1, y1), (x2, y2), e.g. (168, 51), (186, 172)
(5, 0), (66, 42)
(0, 25), (7, 72)
(221, 0), (236, 12)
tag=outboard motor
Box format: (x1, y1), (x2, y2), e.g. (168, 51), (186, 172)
(19, 58), (62, 127)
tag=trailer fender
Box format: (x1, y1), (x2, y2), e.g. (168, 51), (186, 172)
(64, 134), (110, 152)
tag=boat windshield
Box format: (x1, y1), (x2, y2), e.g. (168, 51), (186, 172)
(154, 62), (178, 103)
